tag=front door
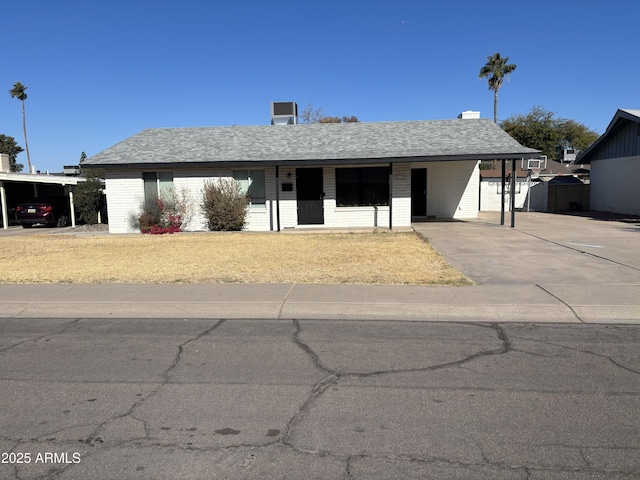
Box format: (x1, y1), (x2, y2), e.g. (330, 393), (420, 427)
(411, 168), (427, 218)
(296, 168), (324, 225)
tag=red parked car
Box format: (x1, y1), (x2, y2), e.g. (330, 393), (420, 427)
(15, 196), (71, 228)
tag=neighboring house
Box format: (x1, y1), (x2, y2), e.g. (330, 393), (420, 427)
(480, 159), (589, 213)
(479, 165), (530, 212)
(577, 108), (640, 216)
(84, 116), (538, 233)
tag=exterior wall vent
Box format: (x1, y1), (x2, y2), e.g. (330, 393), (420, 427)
(271, 102), (298, 125)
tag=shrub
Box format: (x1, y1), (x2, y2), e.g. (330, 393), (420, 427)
(201, 178), (248, 231)
(137, 186), (194, 235)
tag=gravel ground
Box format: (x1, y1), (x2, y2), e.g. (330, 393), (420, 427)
(51, 223), (110, 234)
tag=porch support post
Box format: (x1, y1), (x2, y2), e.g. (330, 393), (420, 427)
(275, 166), (281, 232)
(388, 163), (393, 230)
(510, 159), (516, 228)
(69, 189), (76, 228)
(0, 181), (8, 229)
(500, 159), (506, 225)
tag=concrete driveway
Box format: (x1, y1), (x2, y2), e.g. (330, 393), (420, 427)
(415, 211), (640, 285)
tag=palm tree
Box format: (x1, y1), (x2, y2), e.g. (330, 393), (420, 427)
(479, 53), (517, 123)
(9, 81), (32, 172)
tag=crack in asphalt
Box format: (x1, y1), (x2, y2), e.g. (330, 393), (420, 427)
(281, 320), (512, 454)
(30, 319), (226, 480)
(9, 319), (639, 479)
(511, 336), (640, 376)
(0, 318), (83, 354)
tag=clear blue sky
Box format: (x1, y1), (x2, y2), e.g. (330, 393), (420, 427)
(1, 0), (638, 173)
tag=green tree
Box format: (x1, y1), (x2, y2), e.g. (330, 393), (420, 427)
(74, 173), (103, 224)
(75, 152), (105, 224)
(501, 106), (599, 160)
(479, 53), (517, 123)
(0, 134), (24, 172)
(556, 119), (600, 155)
(9, 82), (32, 172)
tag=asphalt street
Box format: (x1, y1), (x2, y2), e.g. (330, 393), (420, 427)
(1, 317), (639, 479)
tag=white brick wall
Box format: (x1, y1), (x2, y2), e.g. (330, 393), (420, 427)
(392, 163), (412, 227)
(104, 161), (479, 233)
(411, 160), (479, 218)
(105, 172), (144, 233)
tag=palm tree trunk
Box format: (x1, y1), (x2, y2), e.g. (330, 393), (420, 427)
(21, 100), (32, 172)
(493, 90), (498, 124)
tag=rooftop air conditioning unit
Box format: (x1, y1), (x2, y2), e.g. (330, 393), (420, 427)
(562, 148), (576, 163)
(271, 102), (298, 125)
(63, 165), (81, 176)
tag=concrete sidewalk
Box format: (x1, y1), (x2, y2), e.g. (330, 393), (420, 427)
(1, 212), (639, 323)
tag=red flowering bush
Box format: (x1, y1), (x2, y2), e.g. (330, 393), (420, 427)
(138, 196), (184, 235)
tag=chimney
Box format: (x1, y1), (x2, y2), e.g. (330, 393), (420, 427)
(271, 102), (298, 125)
(458, 110), (480, 119)
(0, 154), (10, 173)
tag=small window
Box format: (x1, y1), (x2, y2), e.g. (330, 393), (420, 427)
(233, 170), (266, 206)
(143, 171), (173, 204)
(336, 167), (389, 207)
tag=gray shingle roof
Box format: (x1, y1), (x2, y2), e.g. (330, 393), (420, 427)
(85, 119), (540, 168)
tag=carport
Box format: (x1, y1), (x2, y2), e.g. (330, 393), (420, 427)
(0, 171), (84, 229)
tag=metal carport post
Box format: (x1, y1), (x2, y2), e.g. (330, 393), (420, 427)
(499, 158), (518, 228)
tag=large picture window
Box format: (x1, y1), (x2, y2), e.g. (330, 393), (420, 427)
(336, 167), (389, 207)
(233, 170), (266, 206)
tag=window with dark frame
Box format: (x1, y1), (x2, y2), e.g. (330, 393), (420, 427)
(233, 170), (266, 206)
(143, 171), (173, 205)
(335, 166), (389, 207)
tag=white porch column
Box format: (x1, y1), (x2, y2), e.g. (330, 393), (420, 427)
(0, 182), (8, 229)
(69, 190), (76, 227)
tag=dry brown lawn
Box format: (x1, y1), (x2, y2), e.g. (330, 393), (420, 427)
(0, 231), (472, 285)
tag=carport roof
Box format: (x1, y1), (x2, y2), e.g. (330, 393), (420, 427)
(0, 171), (84, 185)
(85, 118), (540, 168)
